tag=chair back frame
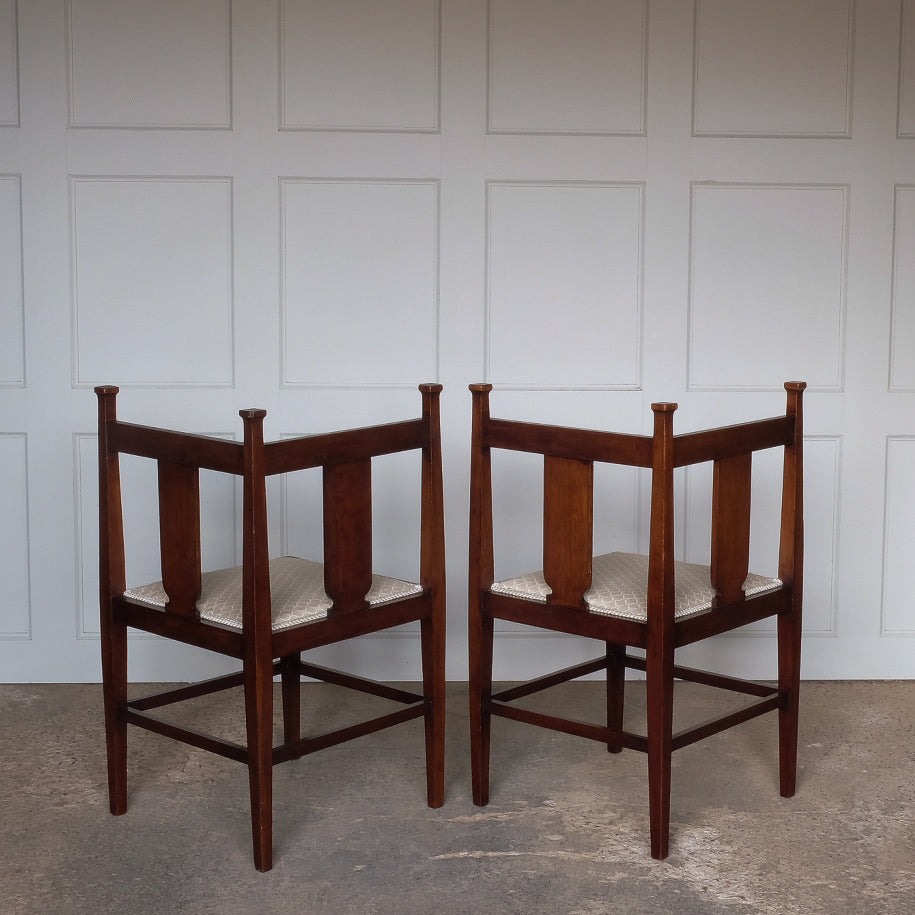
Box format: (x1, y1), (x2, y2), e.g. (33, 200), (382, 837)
(468, 381), (805, 859)
(95, 384), (445, 871)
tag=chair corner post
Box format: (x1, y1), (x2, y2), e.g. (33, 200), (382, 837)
(420, 383), (446, 599)
(238, 407), (271, 637)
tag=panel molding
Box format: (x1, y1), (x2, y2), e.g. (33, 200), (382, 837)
(899, 0), (915, 138)
(688, 182), (849, 392)
(66, 0), (232, 130)
(0, 432), (30, 639)
(487, 0), (647, 137)
(889, 185), (915, 391)
(693, 0), (855, 139)
(279, 0), (442, 133)
(0, 0), (19, 127)
(0, 173), (25, 386)
(881, 435), (915, 635)
(485, 179), (645, 391)
(279, 177), (440, 388)
(69, 175), (235, 388)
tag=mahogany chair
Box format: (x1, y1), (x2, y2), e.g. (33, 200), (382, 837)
(96, 384), (445, 871)
(468, 382), (805, 859)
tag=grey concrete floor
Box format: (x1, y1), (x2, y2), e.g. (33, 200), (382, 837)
(1, 680), (912, 914)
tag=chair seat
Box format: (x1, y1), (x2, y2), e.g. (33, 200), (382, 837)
(490, 551), (781, 622)
(124, 556), (423, 632)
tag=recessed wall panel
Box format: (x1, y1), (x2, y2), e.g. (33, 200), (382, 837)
(76, 435), (238, 637)
(0, 175), (24, 385)
(890, 186), (915, 389)
(0, 434), (30, 638)
(693, 0), (854, 137)
(488, 0), (646, 135)
(883, 437), (915, 634)
(71, 177), (233, 387)
(487, 182), (642, 388)
(689, 184), (847, 390)
(281, 179), (438, 387)
(281, 0), (440, 131)
(0, 0), (18, 126)
(900, 1), (915, 137)
(68, 0), (231, 128)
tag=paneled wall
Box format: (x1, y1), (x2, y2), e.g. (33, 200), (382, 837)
(1, 0), (913, 682)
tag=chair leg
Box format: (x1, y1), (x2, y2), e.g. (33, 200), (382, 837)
(777, 608), (802, 798)
(645, 648), (675, 859)
(279, 653), (301, 745)
(606, 642), (626, 754)
(420, 615), (445, 808)
(101, 618), (128, 815)
(469, 612), (494, 806)
(244, 660), (275, 872)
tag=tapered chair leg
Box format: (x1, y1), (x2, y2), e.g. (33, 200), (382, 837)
(606, 642), (626, 754)
(469, 612), (494, 806)
(645, 653), (675, 859)
(102, 619), (129, 815)
(244, 662), (275, 872)
(777, 609), (802, 797)
(420, 615), (446, 808)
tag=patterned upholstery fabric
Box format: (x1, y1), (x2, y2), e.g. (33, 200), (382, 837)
(123, 555), (423, 632)
(490, 551), (781, 622)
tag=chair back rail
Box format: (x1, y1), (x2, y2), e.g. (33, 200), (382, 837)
(97, 384), (444, 628)
(470, 382), (806, 619)
(672, 416), (793, 467)
(264, 419), (429, 475)
(111, 421), (244, 474)
(484, 417), (653, 466)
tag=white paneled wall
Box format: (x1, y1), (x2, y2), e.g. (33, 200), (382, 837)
(1, 0), (914, 682)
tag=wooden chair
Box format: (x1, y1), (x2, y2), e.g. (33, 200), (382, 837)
(96, 384), (445, 871)
(468, 382), (805, 859)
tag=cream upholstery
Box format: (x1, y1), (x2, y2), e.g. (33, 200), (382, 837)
(490, 551), (780, 622)
(124, 555), (423, 632)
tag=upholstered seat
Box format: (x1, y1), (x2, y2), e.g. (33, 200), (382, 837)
(124, 556), (423, 632)
(491, 552), (781, 622)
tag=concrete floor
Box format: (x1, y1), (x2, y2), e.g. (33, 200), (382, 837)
(1, 680), (912, 914)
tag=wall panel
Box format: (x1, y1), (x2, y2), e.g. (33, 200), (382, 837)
(689, 183), (847, 390)
(68, 0), (231, 128)
(0, 0), (18, 126)
(0, 433), (29, 638)
(0, 0), (912, 679)
(0, 174), (24, 384)
(281, 178), (439, 387)
(280, 0), (440, 131)
(70, 177), (234, 387)
(890, 185), (915, 389)
(694, 0), (854, 137)
(486, 181), (643, 388)
(882, 436), (915, 634)
(899, 0), (915, 137)
(488, 0), (646, 135)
